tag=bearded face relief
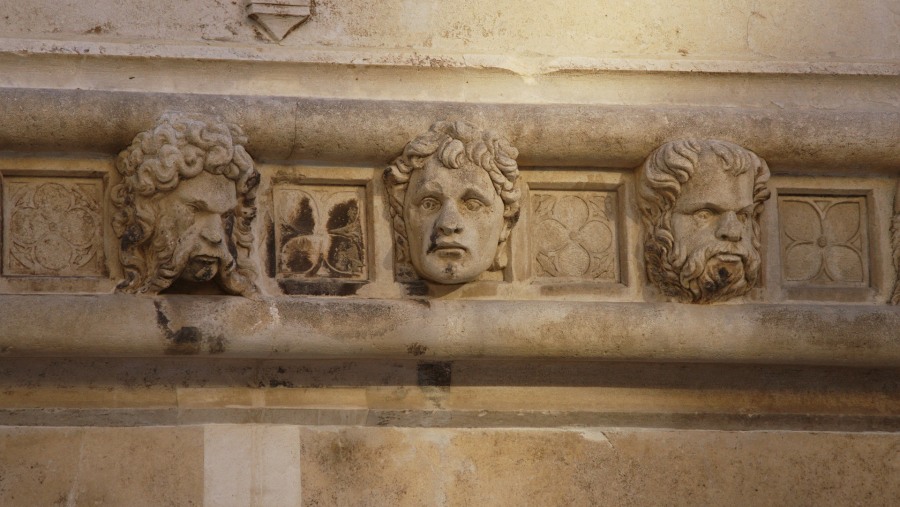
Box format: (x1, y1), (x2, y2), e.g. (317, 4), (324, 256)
(111, 114), (260, 296)
(639, 140), (770, 303)
(384, 121), (521, 284)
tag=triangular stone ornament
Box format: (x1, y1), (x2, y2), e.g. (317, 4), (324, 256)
(247, 1), (311, 41)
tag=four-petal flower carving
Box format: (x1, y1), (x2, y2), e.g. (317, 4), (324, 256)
(278, 189), (366, 279)
(533, 193), (617, 280)
(780, 197), (866, 284)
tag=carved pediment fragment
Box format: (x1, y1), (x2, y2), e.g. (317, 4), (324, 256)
(247, 1), (311, 41)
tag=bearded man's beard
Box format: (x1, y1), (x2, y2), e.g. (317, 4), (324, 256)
(669, 242), (760, 303)
(145, 238), (254, 296)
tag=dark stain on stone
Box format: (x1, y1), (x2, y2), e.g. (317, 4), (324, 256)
(718, 267), (730, 281)
(403, 281), (429, 297)
(283, 239), (318, 274)
(271, 172), (308, 186)
(153, 300), (172, 338)
(224, 211), (238, 260)
(327, 236), (364, 277)
(278, 279), (367, 296)
(417, 362), (452, 387)
(327, 199), (357, 230)
(286, 196), (316, 239)
(120, 224), (143, 251)
(268, 378), (295, 388)
(266, 221), (276, 279)
(165, 327), (202, 355)
(407, 343), (427, 356)
(172, 327), (201, 345)
(208, 335), (227, 354)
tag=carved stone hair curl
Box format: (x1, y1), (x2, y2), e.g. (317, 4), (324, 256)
(111, 114), (260, 294)
(384, 120), (521, 279)
(638, 139), (771, 301)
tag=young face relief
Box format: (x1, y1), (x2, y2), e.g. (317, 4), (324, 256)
(403, 155), (506, 284)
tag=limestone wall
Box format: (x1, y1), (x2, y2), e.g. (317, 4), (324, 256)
(0, 0), (898, 505)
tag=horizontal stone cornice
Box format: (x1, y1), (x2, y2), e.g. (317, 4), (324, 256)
(1, 295), (898, 366)
(1, 88), (898, 171)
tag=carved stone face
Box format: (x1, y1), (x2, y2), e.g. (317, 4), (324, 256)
(668, 152), (757, 301)
(155, 171), (238, 285)
(404, 155), (506, 284)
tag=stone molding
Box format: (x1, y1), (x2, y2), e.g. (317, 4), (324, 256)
(1, 88), (898, 171)
(0, 295), (898, 366)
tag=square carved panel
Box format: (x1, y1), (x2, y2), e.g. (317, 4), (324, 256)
(778, 195), (869, 287)
(273, 185), (368, 281)
(531, 190), (619, 282)
(2, 177), (105, 277)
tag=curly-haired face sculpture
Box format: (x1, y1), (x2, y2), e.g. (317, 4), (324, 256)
(638, 140), (771, 303)
(385, 121), (521, 284)
(111, 115), (260, 296)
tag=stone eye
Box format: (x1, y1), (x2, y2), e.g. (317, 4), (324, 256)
(464, 199), (485, 211)
(420, 197), (440, 211)
(693, 209), (713, 220)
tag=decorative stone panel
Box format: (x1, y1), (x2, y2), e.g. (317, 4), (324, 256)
(2, 177), (104, 277)
(765, 177), (893, 303)
(531, 190), (619, 282)
(273, 184), (368, 283)
(778, 195), (869, 287)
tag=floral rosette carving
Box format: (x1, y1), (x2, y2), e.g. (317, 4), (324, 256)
(8, 182), (102, 275)
(532, 193), (616, 280)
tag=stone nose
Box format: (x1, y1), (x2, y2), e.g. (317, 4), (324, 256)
(435, 201), (463, 235)
(715, 211), (743, 242)
(198, 215), (225, 244)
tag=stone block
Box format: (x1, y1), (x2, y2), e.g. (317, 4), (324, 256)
(297, 427), (900, 506)
(0, 426), (203, 506)
(204, 425), (302, 507)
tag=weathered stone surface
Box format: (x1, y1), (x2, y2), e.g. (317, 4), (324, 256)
(2, 0), (898, 65)
(298, 427), (900, 506)
(1, 295), (899, 365)
(0, 426), (204, 506)
(0, 89), (898, 170)
(204, 425), (302, 506)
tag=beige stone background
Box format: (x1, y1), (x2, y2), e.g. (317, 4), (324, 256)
(0, 0), (899, 505)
